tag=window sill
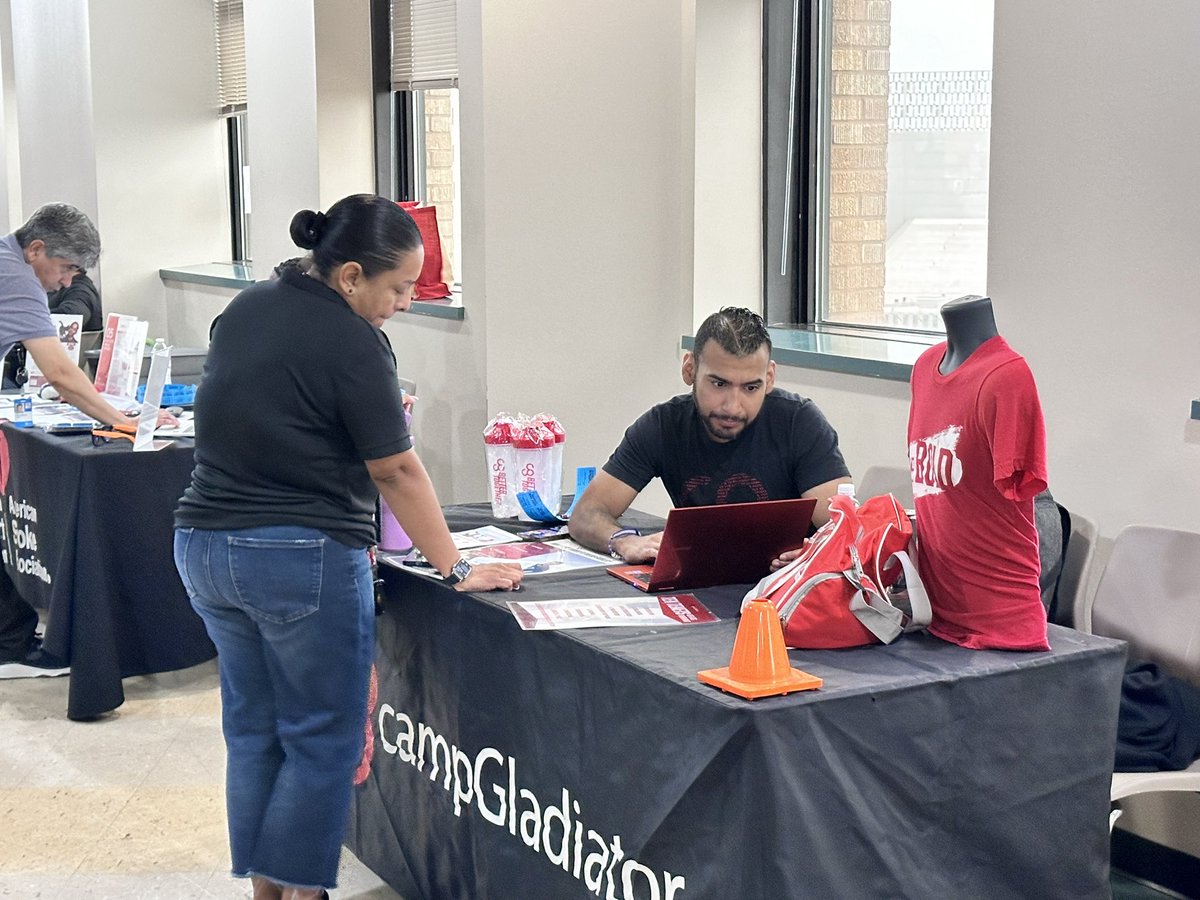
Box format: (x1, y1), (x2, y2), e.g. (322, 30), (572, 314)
(681, 325), (940, 383)
(159, 264), (465, 320)
(160, 263), (257, 290)
(408, 294), (464, 320)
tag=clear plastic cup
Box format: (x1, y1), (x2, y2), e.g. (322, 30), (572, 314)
(484, 415), (519, 518)
(512, 421), (556, 521)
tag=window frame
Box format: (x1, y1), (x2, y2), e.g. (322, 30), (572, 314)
(371, 0), (462, 296)
(224, 112), (249, 263)
(765, 0), (987, 339)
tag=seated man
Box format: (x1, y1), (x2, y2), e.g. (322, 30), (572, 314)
(47, 268), (102, 331)
(569, 307), (851, 564)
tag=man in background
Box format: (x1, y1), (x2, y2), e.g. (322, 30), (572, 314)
(0, 203), (141, 673)
(48, 268), (103, 331)
(569, 306), (851, 564)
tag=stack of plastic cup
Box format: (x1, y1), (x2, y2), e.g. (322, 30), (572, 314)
(512, 419), (556, 521)
(484, 414), (520, 518)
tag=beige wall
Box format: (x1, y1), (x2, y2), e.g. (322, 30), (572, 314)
(88, 0), (229, 339)
(693, 0), (760, 328)
(989, 0), (1200, 856)
(7, 0), (99, 223)
(315, 0), (375, 209)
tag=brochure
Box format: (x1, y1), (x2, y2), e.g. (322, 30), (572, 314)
(507, 594), (719, 631)
(379, 538), (611, 578)
(452, 524), (522, 550)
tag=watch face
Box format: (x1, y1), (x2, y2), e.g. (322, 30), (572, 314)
(450, 559), (472, 582)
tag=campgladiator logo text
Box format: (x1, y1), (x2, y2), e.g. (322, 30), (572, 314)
(376, 703), (687, 899)
(909, 425), (964, 498)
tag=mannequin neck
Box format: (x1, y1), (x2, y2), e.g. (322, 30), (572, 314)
(939, 295), (998, 374)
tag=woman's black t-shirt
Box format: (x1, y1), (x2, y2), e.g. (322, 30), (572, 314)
(175, 265), (411, 546)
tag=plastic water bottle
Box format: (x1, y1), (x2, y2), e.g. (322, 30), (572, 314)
(483, 414), (520, 518)
(512, 420), (556, 521)
(837, 483), (858, 506)
(152, 337), (172, 385)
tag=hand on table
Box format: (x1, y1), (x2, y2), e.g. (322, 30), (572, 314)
(155, 408), (180, 428)
(611, 532), (662, 564)
(454, 561), (524, 592)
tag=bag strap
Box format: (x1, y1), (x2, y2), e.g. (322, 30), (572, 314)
(845, 547), (932, 644)
(844, 545), (906, 644)
(892, 549), (932, 630)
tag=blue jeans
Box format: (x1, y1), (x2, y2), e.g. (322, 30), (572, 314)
(174, 525), (375, 890)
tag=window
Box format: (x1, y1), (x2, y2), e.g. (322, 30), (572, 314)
(214, 0), (249, 263)
(372, 0), (461, 286)
(766, 0), (994, 334)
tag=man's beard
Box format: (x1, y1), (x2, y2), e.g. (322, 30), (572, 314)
(694, 389), (747, 442)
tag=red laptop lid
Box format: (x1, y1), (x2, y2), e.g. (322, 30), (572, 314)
(609, 497), (817, 592)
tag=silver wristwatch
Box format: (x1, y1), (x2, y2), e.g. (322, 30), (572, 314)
(443, 557), (473, 586)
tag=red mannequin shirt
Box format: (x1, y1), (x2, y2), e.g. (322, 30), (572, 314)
(907, 336), (1050, 651)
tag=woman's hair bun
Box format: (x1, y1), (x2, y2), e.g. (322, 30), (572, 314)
(289, 209), (328, 250)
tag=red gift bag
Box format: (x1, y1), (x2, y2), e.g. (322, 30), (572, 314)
(398, 201), (452, 299)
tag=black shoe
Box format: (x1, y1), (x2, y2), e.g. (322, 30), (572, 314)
(0, 638), (69, 677)
(22, 644), (69, 669)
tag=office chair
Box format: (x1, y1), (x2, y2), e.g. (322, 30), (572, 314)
(1084, 524), (1200, 829)
(857, 465), (914, 507)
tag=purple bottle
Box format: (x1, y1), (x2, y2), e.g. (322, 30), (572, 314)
(379, 397), (413, 552)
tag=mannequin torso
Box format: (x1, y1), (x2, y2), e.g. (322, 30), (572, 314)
(939, 294), (998, 374)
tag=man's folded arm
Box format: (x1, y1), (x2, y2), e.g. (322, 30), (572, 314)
(568, 471), (663, 563)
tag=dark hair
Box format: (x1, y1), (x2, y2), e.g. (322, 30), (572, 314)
(289, 194), (422, 280)
(693, 307), (771, 361)
(14, 203), (101, 269)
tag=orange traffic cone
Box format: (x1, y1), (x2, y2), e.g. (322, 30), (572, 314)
(698, 597), (823, 699)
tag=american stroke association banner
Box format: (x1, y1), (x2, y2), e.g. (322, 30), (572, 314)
(0, 430), (56, 590)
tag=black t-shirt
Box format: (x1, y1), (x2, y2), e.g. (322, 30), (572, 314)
(175, 265), (411, 546)
(47, 272), (102, 331)
(603, 389), (849, 507)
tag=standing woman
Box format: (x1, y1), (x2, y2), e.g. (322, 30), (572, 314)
(174, 194), (522, 900)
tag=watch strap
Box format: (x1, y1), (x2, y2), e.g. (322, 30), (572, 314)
(607, 527), (641, 559)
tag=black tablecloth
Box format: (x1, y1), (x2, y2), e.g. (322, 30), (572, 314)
(347, 504), (1127, 899)
(0, 424), (214, 718)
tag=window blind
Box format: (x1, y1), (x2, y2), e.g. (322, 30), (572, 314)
(390, 0), (458, 91)
(214, 0), (246, 114)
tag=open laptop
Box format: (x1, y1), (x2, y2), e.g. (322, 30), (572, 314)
(608, 497), (817, 593)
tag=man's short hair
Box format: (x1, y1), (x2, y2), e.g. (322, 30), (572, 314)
(13, 203), (101, 269)
(693, 307), (771, 361)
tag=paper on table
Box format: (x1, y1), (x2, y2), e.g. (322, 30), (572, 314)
(154, 411), (195, 438)
(379, 538), (611, 577)
(452, 525), (522, 550)
(507, 594), (719, 630)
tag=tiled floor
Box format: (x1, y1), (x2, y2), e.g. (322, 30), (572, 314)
(0, 661), (404, 899)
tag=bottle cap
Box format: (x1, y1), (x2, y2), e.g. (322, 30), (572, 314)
(512, 422), (554, 450)
(483, 414), (515, 445)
